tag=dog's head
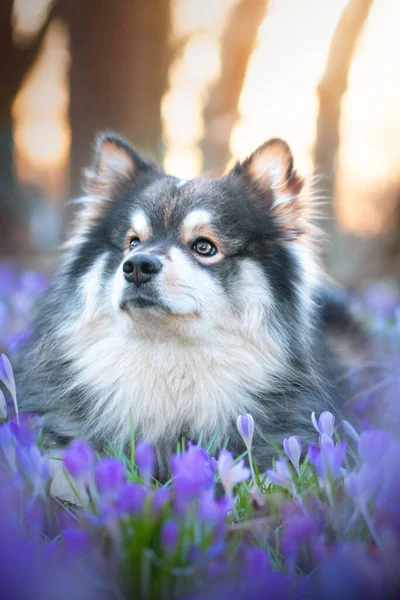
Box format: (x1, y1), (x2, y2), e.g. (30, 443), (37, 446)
(67, 132), (320, 348)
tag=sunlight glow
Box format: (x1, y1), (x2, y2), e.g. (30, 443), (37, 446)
(336, 0), (400, 234)
(161, 0), (238, 178)
(11, 0), (400, 238)
(12, 20), (70, 199)
(12, 0), (53, 44)
(229, 0), (348, 177)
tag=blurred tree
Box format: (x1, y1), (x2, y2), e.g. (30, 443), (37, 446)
(0, 0), (53, 255)
(313, 0), (374, 271)
(58, 0), (171, 197)
(201, 0), (269, 172)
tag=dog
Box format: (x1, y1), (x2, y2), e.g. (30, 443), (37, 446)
(16, 132), (360, 481)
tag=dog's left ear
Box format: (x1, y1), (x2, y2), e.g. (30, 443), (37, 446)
(232, 138), (306, 240)
(84, 132), (158, 198)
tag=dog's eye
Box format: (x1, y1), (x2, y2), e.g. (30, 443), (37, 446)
(129, 237), (141, 249)
(192, 238), (217, 257)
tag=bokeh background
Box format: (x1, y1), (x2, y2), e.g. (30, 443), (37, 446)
(1, 0), (400, 286)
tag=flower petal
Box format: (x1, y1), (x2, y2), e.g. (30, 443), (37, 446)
(341, 420), (360, 442)
(283, 436), (301, 472)
(236, 414), (255, 449)
(311, 411), (320, 434)
(319, 411), (335, 437)
(0, 389), (7, 420)
(0, 354), (16, 401)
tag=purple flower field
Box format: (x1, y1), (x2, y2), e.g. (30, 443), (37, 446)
(1, 265), (400, 599)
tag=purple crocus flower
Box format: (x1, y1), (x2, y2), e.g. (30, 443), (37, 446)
(311, 411), (335, 443)
(63, 440), (95, 481)
(161, 519), (179, 551)
(152, 487), (170, 514)
(343, 429), (400, 519)
(236, 414), (255, 450)
(16, 444), (51, 497)
(116, 482), (147, 516)
(357, 429), (392, 465)
(315, 542), (385, 600)
(171, 443), (214, 509)
(308, 439), (347, 481)
(217, 449), (250, 498)
(361, 433), (400, 512)
(344, 464), (380, 515)
(9, 417), (37, 447)
(199, 489), (232, 524)
(267, 457), (293, 489)
(135, 441), (155, 485)
(210, 456), (218, 472)
(24, 497), (45, 538)
(281, 511), (317, 565)
(95, 457), (125, 496)
(283, 436), (302, 473)
(242, 546), (270, 578)
(319, 432), (335, 451)
(18, 270), (47, 296)
(63, 528), (91, 553)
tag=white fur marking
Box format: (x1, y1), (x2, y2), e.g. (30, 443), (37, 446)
(80, 252), (109, 324)
(181, 209), (212, 233)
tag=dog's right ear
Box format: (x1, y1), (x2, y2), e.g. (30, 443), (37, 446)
(84, 132), (158, 198)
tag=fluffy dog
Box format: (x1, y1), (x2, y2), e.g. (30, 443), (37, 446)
(17, 133), (355, 479)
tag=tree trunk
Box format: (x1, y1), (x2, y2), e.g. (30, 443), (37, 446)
(200, 0), (269, 173)
(0, 0), (55, 256)
(313, 0), (374, 271)
(62, 0), (171, 197)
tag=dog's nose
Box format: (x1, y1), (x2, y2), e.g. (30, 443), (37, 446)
(122, 254), (162, 286)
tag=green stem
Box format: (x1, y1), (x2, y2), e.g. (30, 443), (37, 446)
(248, 446), (257, 487)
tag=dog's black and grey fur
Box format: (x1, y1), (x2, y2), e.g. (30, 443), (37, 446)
(17, 133), (356, 479)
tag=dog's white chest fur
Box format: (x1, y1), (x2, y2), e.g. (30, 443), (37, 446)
(66, 313), (270, 448)
(58, 254), (291, 451)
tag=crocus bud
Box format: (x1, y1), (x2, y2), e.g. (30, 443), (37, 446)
(161, 519), (179, 552)
(17, 444), (51, 497)
(341, 419), (360, 442)
(0, 354), (15, 397)
(236, 414), (255, 449)
(320, 432), (334, 450)
(152, 487), (170, 514)
(311, 411), (335, 443)
(116, 482), (147, 515)
(95, 457), (125, 496)
(63, 440), (95, 480)
(135, 441), (155, 485)
(283, 436), (301, 473)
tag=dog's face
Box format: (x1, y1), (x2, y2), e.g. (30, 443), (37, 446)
(69, 133), (317, 345)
